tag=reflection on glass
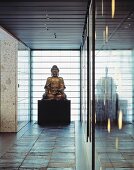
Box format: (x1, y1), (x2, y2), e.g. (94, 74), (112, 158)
(100, 167), (102, 170)
(115, 137), (119, 151)
(107, 118), (111, 133)
(112, 0), (115, 18)
(103, 30), (105, 43)
(95, 112), (96, 124)
(102, 0), (103, 16)
(96, 67), (117, 123)
(95, 49), (133, 129)
(105, 25), (109, 42)
(118, 110), (123, 129)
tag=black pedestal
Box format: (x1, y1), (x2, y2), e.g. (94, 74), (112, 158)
(38, 100), (71, 125)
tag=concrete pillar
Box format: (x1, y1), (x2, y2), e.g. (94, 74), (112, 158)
(0, 27), (18, 132)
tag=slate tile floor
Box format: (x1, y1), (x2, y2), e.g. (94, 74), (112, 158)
(95, 123), (134, 170)
(0, 122), (76, 170)
(1, 121), (134, 170)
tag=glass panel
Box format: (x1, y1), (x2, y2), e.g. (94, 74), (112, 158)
(32, 50), (80, 56)
(32, 69), (80, 74)
(18, 43), (30, 122)
(31, 50), (80, 121)
(80, 2), (94, 169)
(95, 1), (134, 170)
(32, 56), (80, 62)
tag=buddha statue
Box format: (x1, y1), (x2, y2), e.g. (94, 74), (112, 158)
(42, 65), (67, 100)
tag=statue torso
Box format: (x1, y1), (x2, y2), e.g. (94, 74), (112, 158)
(46, 77), (64, 95)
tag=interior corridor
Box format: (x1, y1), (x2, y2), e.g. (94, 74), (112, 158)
(0, 1), (134, 170)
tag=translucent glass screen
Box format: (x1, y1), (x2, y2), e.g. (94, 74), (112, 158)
(31, 50), (80, 121)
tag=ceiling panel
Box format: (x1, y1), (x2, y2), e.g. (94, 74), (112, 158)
(0, 0), (89, 49)
(0, 0), (133, 50)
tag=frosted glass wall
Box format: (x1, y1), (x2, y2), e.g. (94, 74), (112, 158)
(18, 43), (30, 122)
(31, 50), (80, 121)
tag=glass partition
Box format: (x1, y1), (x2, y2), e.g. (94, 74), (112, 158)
(95, 0), (134, 169)
(18, 42), (30, 129)
(31, 50), (80, 121)
(80, 1), (94, 169)
(95, 49), (134, 170)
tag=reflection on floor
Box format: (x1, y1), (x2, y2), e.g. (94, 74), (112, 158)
(96, 123), (134, 170)
(17, 121), (30, 132)
(0, 122), (76, 169)
(4, 120), (133, 169)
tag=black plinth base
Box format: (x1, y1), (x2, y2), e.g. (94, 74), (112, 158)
(38, 100), (71, 125)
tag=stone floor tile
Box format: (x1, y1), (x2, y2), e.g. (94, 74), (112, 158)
(20, 162), (48, 169)
(115, 168), (134, 170)
(51, 153), (75, 159)
(48, 162), (75, 168)
(0, 162), (21, 168)
(0, 168), (18, 170)
(47, 168), (75, 170)
(19, 167), (47, 170)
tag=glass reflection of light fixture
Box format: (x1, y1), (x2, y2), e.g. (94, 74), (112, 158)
(112, 0), (115, 18)
(107, 118), (111, 133)
(105, 25), (109, 42)
(103, 29), (106, 43)
(95, 112), (96, 124)
(118, 110), (123, 129)
(103, 26), (109, 43)
(115, 137), (119, 151)
(102, 0), (103, 16)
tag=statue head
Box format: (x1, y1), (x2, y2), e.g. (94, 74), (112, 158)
(51, 65), (59, 77)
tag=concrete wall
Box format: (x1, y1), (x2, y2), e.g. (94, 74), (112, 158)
(0, 27), (18, 132)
